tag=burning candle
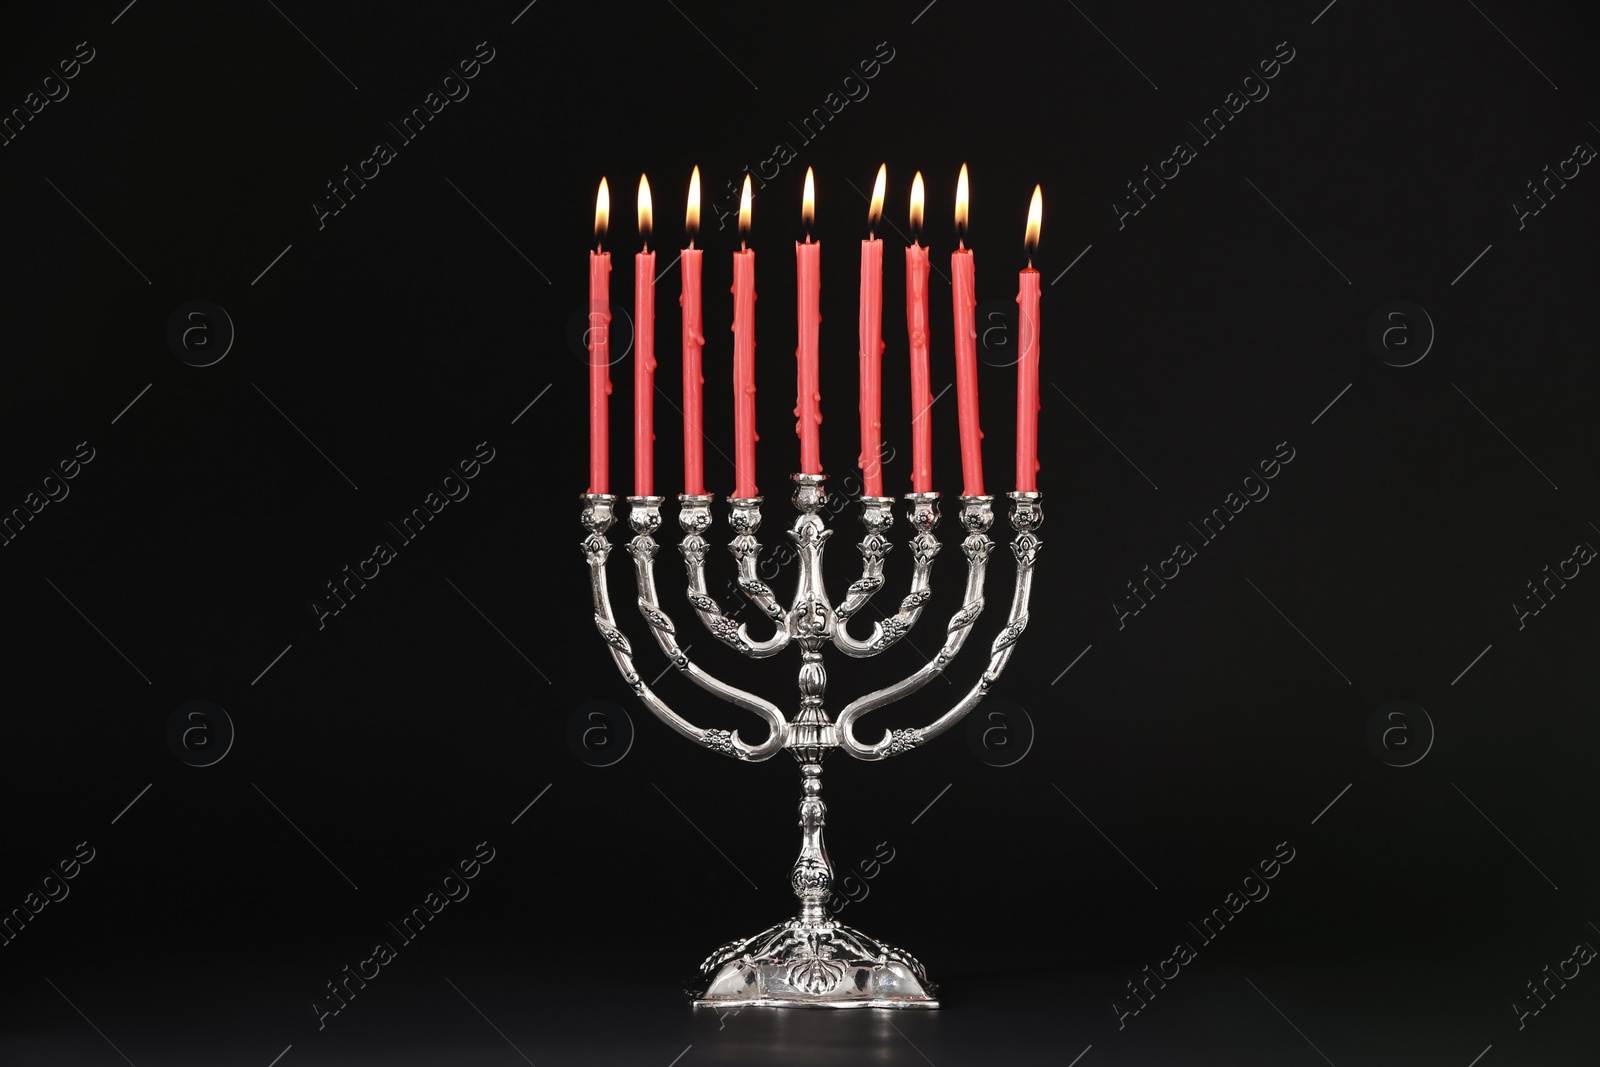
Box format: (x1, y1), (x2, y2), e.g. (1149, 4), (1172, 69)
(795, 167), (823, 475)
(732, 176), (758, 499)
(858, 163), (887, 496)
(634, 175), (656, 497)
(588, 177), (612, 494)
(906, 171), (933, 493)
(1016, 185), (1042, 492)
(951, 164), (984, 497)
(681, 167), (707, 497)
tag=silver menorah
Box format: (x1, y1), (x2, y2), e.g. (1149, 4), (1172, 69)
(580, 472), (1042, 1007)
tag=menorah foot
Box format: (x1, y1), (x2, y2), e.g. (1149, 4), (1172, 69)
(689, 917), (939, 1008)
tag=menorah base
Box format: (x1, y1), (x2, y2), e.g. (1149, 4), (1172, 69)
(690, 917), (940, 1009)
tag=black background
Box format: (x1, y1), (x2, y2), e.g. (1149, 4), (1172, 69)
(1, 1), (1597, 1064)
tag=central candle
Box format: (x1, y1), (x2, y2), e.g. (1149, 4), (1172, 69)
(795, 167), (823, 475)
(732, 176), (759, 499)
(905, 171), (933, 493)
(858, 163), (887, 496)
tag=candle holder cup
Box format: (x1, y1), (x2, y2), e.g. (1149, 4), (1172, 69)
(580, 473), (1042, 1008)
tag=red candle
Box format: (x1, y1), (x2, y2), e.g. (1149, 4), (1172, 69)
(634, 175), (656, 496)
(1016, 185), (1042, 492)
(858, 163), (887, 496)
(681, 167), (707, 496)
(795, 167), (823, 475)
(588, 177), (612, 494)
(905, 171), (933, 493)
(952, 165), (984, 497)
(732, 176), (759, 499)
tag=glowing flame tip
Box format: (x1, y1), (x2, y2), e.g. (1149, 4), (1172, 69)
(1025, 184), (1042, 257)
(955, 164), (970, 234)
(868, 163), (886, 232)
(595, 177), (610, 243)
(637, 174), (652, 241)
(686, 166), (700, 238)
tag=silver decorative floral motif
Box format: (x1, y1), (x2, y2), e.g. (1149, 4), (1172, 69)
(991, 614), (1029, 654)
(958, 494), (994, 535)
(678, 535), (709, 566)
(856, 535), (891, 565)
(844, 574), (884, 599)
(886, 727), (924, 755)
(728, 498), (763, 535)
(702, 729), (735, 755)
(858, 496), (895, 534)
(579, 493), (616, 535)
(898, 588), (933, 611)
(594, 617), (632, 656)
(787, 933), (848, 995)
(1011, 532), (1042, 567)
(626, 495), (665, 536)
(677, 495), (715, 536)
(909, 533), (942, 565)
(791, 859), (831, 896)
(1009, 491), (1043, 533)
(638, 603), (675, 634)
(868, 616), (910, 652)
(707, 615), (753, 655)
(581, 533), (611, 564)
(905, 492), (940, 535)
(947, 599), (984, 633)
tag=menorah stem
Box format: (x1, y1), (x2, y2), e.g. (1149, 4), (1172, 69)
(791, 762), (833, 924)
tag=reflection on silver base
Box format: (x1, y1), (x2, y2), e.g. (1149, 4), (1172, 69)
(692, 918), (939, 1009)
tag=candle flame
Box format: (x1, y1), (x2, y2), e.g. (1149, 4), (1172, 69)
(686, 166), (700, 240)
(1025, 184), (1042, 258)
(739, 174), (752, 243)
(868, 163), (886, 233)
(909, 171), (924, 235)
(637, 174), (653, 244)
(955, 163), (970, 237)
(802, 167), (815, 235)
(595, 177), (610, 244)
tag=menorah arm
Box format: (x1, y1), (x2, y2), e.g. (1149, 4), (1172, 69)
(678, 495), (791, 659)
(623, 497), (790, 758)
(830, 495), (894, 621)
(831, 493), (941, 658)
(581, 495), (786, 762)
(836, 493), (1041, 760)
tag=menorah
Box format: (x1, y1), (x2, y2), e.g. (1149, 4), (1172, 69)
(579, 474), (1042, 1008)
